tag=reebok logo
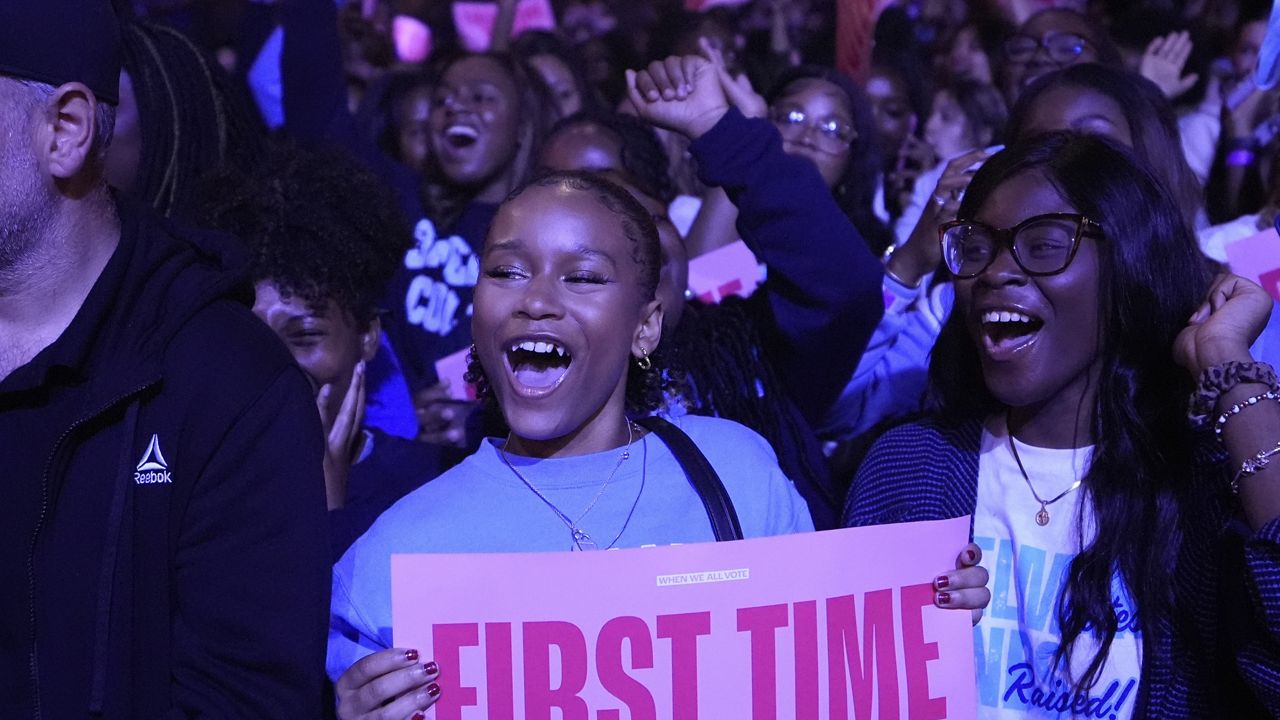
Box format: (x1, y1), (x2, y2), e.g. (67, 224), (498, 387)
(134, 434), (172, 484)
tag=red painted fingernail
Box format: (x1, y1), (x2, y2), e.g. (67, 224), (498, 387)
(412, 713), (425, 720)
(935, 575), (950, 589)
(936, 591), (952, 606)
(427, 682), (442, 698)
(405, 648), (419, 662)
(424, 661), (438, 675)
(966, 549), (978, 562)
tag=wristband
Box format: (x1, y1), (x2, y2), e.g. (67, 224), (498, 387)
(1227, 148), (1256, 166)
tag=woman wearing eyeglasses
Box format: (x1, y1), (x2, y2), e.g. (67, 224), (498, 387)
(1001, 8), (1121, 105)
(623, 49), (888, 528)
(767, 65), (894, 254)
(846, 131), (1280, 717)
(682, 48), (893, 260)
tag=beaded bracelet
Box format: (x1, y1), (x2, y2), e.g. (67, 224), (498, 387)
(1189, 361), (1279, 427)
(1231, 438), (1280, 494)
(1214, 390), (1280, 437)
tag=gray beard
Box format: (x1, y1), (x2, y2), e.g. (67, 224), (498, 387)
(0, 168), (57, 281)
(0, 205), (52, 282)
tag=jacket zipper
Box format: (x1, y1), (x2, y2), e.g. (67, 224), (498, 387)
(26, 381), (156, 720)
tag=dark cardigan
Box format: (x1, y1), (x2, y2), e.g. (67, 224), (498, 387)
(844, 418), (1280, 719)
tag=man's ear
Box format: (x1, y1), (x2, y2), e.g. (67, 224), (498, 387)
(631, 298), (664, 360)
(360, 315), (382, 363)
(43, 82), (99, 181)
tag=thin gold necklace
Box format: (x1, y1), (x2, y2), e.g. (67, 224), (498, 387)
(500, 422), (641, 550)
(1006, 417), (1084, 527)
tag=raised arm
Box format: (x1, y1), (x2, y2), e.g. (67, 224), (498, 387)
(627, 53), (884, 423)
(1177, 273), (1280, 709)
(280, 0), (347, 143)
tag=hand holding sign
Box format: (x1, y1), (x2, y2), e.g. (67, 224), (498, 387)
(391, 518), (980, 719)
(335, 647), (441, 719)
(935, 542), (990, 626)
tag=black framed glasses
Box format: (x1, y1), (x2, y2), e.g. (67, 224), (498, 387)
(1003, 31), (1091, 64)
(770, 108), (857, 152)
(939, 213), (1103, 279)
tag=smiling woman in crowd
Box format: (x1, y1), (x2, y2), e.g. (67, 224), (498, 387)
(846, 132), (1280, 717)
(326, 171), (826, 717)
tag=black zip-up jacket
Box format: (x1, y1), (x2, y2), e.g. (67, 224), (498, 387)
(0, 201), (330, 718)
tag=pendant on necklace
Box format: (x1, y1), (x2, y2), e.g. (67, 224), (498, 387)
(1035, 505), (1051, 526)
(571, 528), (597, 551)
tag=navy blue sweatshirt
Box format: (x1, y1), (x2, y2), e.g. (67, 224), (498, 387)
(689, 107), (885, 423)
(0, 200), (329, 718)
(279, 0), (425, 222)
(382, 202), (497, 390)
(675, 108), (885, 529)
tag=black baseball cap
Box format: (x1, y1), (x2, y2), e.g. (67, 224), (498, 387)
(0, 0), (122, 104)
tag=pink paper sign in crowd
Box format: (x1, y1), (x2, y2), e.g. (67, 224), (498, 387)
(392, 517), (976, 720)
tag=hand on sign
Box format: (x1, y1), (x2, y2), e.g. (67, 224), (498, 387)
(626, 53), (730, 140)
(335, 647), (441, 720)
(1175, 273), (1273, 377)
(932, 543), (990, 626)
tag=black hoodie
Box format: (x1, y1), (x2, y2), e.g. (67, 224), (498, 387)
(0, 200), (329, 718)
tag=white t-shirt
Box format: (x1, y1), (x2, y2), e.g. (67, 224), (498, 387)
(973, 415), (1141, 719)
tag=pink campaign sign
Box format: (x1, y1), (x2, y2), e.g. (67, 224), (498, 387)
(685, 240), (763, 305)
(454, 0), (557, 53)
(1225, 227), (1280, 302)
(435, 346), (478, 401)
(391, 517), (977, 720)
(684, 0), (752, 10)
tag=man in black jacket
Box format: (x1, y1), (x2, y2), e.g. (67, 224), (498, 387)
(0, 2), (330, 717)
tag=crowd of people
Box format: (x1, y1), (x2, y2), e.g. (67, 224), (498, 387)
(4, 0), (1280, 717)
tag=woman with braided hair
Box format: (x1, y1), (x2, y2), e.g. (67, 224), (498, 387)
(538, 112), (841, 526)
(105, 17), (263, 219)
(327, 171), (816, 717)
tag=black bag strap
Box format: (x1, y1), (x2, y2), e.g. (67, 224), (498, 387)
(636, 416), (744, 541)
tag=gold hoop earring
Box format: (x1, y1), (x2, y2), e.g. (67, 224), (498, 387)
(636, 349), (652, 371)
